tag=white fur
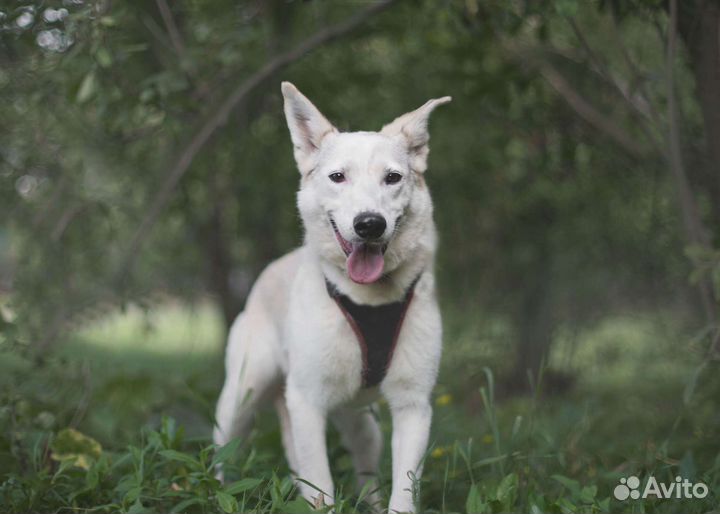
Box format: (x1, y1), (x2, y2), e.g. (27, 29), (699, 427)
(214, 82), (450, 513)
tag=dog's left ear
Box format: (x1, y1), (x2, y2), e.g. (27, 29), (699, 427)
(381, 96), (451, 173)
(281, 82), (338, 175)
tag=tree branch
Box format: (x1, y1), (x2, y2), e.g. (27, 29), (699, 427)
(155, 0), (186, 59)
(608, 15), (664, 128)
(565, 17), (669, 160)
(569, 17), (657, 127)
(118, 0), (397, 280)
(538, 63), (646, 158)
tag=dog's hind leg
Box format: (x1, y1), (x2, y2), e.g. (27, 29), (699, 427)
(332, 405), (384, 509)
(274, 392), (298, 474)
(213, 313), (281, 476)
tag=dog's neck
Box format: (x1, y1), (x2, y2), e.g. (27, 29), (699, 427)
(318, 247), (432, 306)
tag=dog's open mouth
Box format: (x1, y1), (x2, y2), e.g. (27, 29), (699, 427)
(330, 217), (387, 284)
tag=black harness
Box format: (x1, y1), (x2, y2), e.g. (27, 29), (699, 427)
(325, 278), (418, 388)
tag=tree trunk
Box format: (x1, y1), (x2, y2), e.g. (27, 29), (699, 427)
(205, 195), (241, 332)
(201, 0), (298, 334)
(677, 0), (720, 238)
(510, 253), (555, 392)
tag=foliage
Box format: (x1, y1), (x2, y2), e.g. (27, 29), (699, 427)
(1, 414), (303, 514)
(1, 0), (719, 512)
(1, 0), (712, 341)
(2, 304), (719, 512)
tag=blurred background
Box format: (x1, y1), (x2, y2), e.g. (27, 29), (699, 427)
(1, 0), (719, 512)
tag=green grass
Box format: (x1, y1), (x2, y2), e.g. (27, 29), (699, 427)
(1, 301), (718, 513)
(70, 300), (224, 363)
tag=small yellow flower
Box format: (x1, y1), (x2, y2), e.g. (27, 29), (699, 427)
(431, 446), (449, 459)
(482, 434), (493, 444)
(435, 394), (453, 407)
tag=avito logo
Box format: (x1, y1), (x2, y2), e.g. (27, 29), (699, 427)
(614, 475), (708, 501)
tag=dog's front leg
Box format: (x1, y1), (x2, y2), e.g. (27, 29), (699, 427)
(388, 400), (431, 513)
(286, 385), (335, 508)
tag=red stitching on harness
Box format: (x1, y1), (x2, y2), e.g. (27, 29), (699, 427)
(385, 287), (414, 378)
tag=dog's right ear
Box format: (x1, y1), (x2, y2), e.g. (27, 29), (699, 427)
(381, 96), (451, 174)
(281, 82), (337, 174)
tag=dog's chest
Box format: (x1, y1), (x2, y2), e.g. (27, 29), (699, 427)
(326, 280), (415, 388)
(285, 279), (415, 404)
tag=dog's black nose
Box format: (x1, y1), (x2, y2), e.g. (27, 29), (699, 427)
(353, 212), (387, 240)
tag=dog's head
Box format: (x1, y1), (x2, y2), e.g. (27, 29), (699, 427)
(281, 82), (450, 285)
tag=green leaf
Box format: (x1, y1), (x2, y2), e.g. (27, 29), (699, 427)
(140, 89), (155, 103)
(552, 474), (581, 496)
(224, 478), (263, 495)
(124, 485), (142, 505)
(85, 464), (100, 489)
(96, 47), (113, 68)
(496, 472), (518, 507)
(466, 483), (486, 513)
(555, 496), (579, 513)
(76, 72), (97, 104)
(128, 499), (152, 514)
(170, 497), (205, 513)
(598, 497), (611, 512)
(580, 485), (597, 503)
(216, 491), (238, 513)
(282, 497), (314, 513)
(471, 454), (508, 469)
(159, 449), (199, 467)
(212, 438), (242, 467)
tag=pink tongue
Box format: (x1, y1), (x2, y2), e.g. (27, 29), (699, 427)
(347, 243), (385, 284)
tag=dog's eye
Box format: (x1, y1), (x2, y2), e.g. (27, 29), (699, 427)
(385, 172), (402, 185)
(329, 172), (346, 183)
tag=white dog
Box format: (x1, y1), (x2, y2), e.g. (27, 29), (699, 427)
(214, 82), (450, 513)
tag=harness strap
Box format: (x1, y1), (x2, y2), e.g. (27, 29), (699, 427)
(325, 277), (419, 388)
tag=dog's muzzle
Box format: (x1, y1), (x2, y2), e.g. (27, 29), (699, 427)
(329, 215), (388, 284)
